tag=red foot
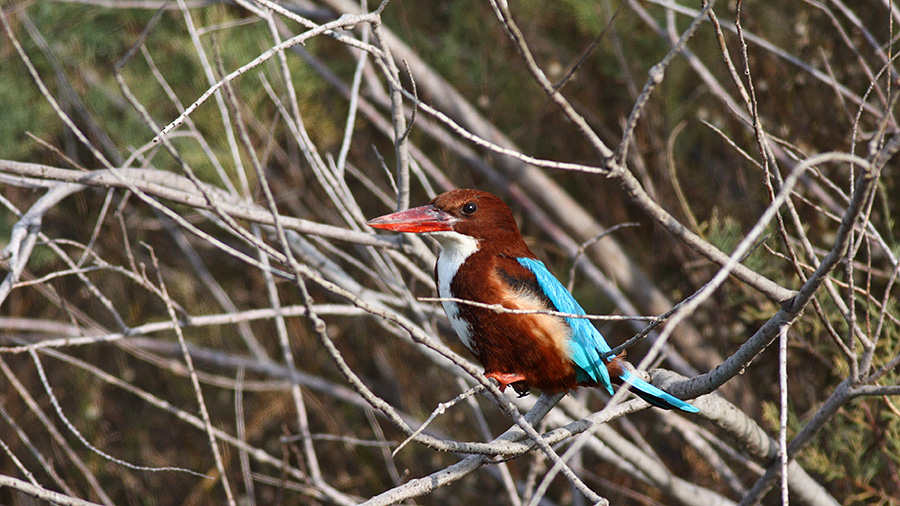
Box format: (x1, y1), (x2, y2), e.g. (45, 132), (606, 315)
(485, 371), (528, 392)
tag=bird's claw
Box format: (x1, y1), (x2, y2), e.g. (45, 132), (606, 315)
(485, 371), (531, 396)
(511, 382), (531, 397)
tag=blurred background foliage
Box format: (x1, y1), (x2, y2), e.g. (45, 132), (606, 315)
(2, 0), (900, 505)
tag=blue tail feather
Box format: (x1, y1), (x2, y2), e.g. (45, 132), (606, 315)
(618, 370), (699, 413)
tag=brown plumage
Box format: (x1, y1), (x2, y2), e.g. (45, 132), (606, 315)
(420, 190), (579, 393)
(368, 189), (699, 412)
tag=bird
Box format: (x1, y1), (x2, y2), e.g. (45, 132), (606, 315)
(367, 189), (698, 413)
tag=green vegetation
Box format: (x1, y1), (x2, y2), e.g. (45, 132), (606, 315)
(1, 1), (898, 505)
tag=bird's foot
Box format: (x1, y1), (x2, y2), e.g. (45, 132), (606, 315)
(485, 372), (530, 396)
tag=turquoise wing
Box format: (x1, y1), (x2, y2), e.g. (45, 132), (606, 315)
(516, 257), (613, 394)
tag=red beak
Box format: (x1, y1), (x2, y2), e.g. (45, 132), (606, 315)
(367, 204), (458, 233)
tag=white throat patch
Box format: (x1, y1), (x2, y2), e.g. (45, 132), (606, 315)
(431, 231), (480, 353)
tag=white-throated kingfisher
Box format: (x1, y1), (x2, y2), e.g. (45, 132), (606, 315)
(368, 189), (698, 412)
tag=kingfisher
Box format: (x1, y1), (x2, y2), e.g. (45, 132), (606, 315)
(368, 189), (698, 413)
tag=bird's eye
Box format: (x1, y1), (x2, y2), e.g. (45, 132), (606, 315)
(462, 202), (477, 215)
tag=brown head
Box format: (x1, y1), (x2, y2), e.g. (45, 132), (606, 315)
(367, 189), (531, 256)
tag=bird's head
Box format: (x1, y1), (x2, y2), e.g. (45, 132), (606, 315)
(367, 189), (527, 250)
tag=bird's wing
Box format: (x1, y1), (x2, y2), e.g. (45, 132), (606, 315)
(515, 257), (613, 393)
